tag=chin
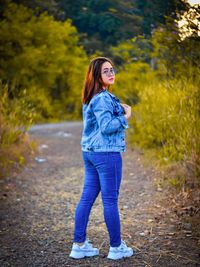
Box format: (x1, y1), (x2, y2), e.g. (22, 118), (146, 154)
(108, 80), (115, 85)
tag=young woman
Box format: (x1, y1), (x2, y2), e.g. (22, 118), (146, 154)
(69, 57), (134, 260)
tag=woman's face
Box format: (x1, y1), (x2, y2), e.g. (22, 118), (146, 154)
(101, 61), (115, 88)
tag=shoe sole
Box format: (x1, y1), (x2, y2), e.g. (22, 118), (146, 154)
(69, 251), (99, 259)
(107, 250), (134, 260)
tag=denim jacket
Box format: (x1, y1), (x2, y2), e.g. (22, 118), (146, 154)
(81, 89), (129, 152)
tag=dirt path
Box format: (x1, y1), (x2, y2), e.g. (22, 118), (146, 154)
(0, 122), (199, 267)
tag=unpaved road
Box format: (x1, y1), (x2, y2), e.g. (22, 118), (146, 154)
(0, 121), (199, 267)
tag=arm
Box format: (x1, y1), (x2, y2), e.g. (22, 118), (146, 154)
(92, 95), (128, 134)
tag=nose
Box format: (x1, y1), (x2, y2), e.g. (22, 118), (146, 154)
(108, 70), (114, 77)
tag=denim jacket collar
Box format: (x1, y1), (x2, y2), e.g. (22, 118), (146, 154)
(100, 89), (119, 101)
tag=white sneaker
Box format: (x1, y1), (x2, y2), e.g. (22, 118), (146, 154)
(107, 240), (134, 260)
(69, 239), (99, 259)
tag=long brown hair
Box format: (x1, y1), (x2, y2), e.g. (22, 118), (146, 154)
(82, 57), (113, 104)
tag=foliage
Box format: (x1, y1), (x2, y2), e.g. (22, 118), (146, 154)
(134, 0), (189, 35)
(0, 2), (88, 120)
(56, 0), (189, 54)
(5, 0), (189, 49)
(120, 19), (200, 185)
(109, 36), (152, 66)
(113, 62), (154, 106)
(57, 0), (141, 54)
(113, 15), (200, 185)
(128, 76), (200, 183)
(0, 0), (62, 18)
(151, 18), (200, 78)
(2, 1), (190, 56)
(0, 83), (37, 178)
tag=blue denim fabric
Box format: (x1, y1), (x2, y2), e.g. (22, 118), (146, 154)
(73, 151), (122, 247)
(81, 90), (129, 152)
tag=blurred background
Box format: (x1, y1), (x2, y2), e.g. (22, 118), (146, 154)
(0, 0), (199, 187)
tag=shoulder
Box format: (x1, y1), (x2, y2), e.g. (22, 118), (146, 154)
(107, 91), (120, 102)
(88, 90), (115, 111)
(91, 90), (111, 104)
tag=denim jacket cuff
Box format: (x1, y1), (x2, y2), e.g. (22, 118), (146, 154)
(118, 115), (129, 129)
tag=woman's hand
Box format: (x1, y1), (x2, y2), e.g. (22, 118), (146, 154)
(121, 103), (131, 120)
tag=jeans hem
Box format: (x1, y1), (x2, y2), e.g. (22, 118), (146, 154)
(110, 240), (121, 247)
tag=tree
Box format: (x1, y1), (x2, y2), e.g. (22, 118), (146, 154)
(57, 0), (189, 54)
(57, 0), (141, 54)
(109, 36), (152, 66)
(3, 0), (190, 56)
(134, 0), (189, 36)
(151, 17), (200, 79)
(0, 2), (88, 119)
(0, 0), (63, 18)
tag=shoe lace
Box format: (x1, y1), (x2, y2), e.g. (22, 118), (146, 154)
(84, 238), (93, 248)
(120, 240), (128, 249)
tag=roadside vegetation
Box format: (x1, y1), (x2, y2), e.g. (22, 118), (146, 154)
(0, 83), (36, 178)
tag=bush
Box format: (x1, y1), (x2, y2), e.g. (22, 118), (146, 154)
(0, 2), (88, 121)
(0, 83), (37, 178)
(128, 75), (200, 185)
(113, 62), (155, 105)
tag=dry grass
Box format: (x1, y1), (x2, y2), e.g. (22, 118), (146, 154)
(0, 133), (35, 179)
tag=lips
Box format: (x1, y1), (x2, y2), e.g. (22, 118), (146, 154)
(109, 78), (114, 81)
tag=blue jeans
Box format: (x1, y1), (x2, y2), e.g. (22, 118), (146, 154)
(73, 151), (122, 247)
